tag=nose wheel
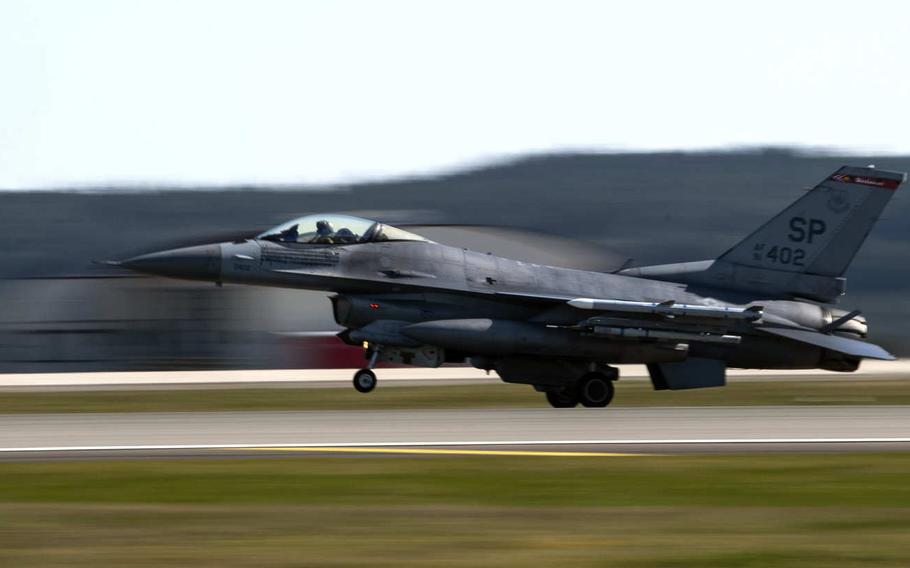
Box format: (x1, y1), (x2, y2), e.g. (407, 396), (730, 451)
(353, 347), (380, 393)
(353, 369), (377, 393)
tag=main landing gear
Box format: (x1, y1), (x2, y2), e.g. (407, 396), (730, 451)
(545, 390), (578, 408)
(353, 347), (380, 393)
(545, 369), (617, 408)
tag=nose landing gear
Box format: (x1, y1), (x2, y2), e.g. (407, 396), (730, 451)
(353, 368), (377, 393)
(353, 347), (380, 393)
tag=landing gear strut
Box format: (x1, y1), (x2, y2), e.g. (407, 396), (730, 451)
(353, 347), (380, 393)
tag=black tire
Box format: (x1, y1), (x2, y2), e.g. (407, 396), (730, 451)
(353, 369), (377, 393)
(578, 373), (615, 408)
(545, 390), (578, 408)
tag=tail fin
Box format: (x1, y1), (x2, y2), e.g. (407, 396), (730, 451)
(717, 166), (904, 277)
(620, 166), (906, 302)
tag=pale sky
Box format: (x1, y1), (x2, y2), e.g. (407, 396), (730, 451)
(1, 0), (909, 189)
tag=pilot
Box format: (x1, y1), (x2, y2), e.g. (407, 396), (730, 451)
(334, 227), (357, 244)
(314, 220), (335, 244)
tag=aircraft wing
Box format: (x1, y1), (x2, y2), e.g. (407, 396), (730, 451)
(758, 327), (895, 360)
(498, 291), (893, 360)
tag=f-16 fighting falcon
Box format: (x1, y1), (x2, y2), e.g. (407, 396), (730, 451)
(117, 166), (905, 408)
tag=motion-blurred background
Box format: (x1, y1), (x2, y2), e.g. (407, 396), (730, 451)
(2, 149), (908, 372)
(2, 1), (909, 372)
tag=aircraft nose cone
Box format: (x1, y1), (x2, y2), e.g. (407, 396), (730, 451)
(121, 244), (222, 281)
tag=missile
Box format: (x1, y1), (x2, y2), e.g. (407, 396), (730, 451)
(592, 326), (741, 344)
(568, 298), (762, 321)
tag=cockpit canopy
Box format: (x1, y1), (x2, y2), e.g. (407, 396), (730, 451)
(257, 214), (431, 245)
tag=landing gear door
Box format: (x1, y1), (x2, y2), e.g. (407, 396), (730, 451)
(464, 250), (500, 291)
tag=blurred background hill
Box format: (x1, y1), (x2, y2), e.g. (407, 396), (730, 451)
(2, 149), (907, 371)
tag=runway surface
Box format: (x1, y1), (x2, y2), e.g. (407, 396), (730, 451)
(3, 405), (910, 459)
(2, 359), (906, 390)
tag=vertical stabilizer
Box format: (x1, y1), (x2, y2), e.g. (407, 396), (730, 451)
(620, 166), (905, 301)
(717, 166), (904, 277)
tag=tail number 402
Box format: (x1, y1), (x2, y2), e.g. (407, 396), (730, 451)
(752, 241), (806, 266)
(762, 245), (805, 266)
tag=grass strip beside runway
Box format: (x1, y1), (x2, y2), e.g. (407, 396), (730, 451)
(1, 454), (910, 566)
(239, 446), (650, 457)
(0, 377), (908, 412)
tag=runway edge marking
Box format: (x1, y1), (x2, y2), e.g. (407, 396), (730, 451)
(2, 437), (910, 453)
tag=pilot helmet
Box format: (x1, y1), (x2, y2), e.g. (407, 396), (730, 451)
(316, 220), (334, 235)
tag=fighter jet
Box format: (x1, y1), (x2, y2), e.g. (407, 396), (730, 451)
(118, 166), (905, 407)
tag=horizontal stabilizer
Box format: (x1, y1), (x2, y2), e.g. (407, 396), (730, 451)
(760, 327), (895, 360)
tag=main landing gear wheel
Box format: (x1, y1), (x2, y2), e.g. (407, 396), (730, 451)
(545, 390), (579, 408)
(577, 372), (615, 408)
(353, 369), (377, 393)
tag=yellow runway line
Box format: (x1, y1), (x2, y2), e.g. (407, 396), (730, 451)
(237, 446), (652, 457)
